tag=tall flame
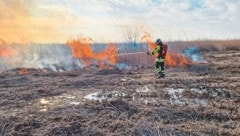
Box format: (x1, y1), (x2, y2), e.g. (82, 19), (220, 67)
(67, 37), (94, 59)
(67, 37), (94, 66)
(67, 38), (117, 69)
(141, 30), (156, 51)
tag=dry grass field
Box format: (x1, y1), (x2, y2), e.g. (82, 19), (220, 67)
(0, 40), (240, 136)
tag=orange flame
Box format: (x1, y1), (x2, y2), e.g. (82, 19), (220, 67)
(67, 37), (94, 59)
(67, 38), (117, 69)
(141, 29), (189, 67)
(165, 52), (189, 67)
(141, 31), (156, 50)
(95, 43), (117, 69)
(0, 40), (16, 57)
(67, 38), (94, 66)
(0, 48), (16, 57)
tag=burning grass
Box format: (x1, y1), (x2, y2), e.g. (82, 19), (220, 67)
(141, 30), (191, 67)
(67, 38), (118, 70)
(0, 37), (214, 72)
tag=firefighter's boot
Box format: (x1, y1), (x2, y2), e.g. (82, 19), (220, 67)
(158, 74), (165, 78)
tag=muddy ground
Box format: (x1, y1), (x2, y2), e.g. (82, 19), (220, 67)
(0, 50), (240, 136)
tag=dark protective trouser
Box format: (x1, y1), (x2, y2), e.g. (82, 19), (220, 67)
(155, 58), (165, 76)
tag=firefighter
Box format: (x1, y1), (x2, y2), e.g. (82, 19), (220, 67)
(147, 38), (168, 78)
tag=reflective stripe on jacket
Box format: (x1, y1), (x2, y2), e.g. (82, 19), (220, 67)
(151, 45), (165, 62)
(156, 57), (165, 62)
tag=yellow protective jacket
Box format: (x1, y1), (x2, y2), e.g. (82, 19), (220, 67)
(151, 45), (165, 62)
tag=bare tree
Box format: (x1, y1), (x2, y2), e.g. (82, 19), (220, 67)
(123, 26), (140, 45)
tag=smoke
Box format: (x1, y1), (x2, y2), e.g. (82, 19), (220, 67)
(115, 63), (130, 70)
(0, 41), (119, 72)
(0, 42), (144, 72)
(0, 42), (207, 73)
(0, 44), (83, 72)
(182, 46), (204, 62)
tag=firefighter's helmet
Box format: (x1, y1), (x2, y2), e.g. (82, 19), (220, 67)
(156, 38), (163, 45)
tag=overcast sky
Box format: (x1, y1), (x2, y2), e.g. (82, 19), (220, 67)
(0, 0), (240, 43)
